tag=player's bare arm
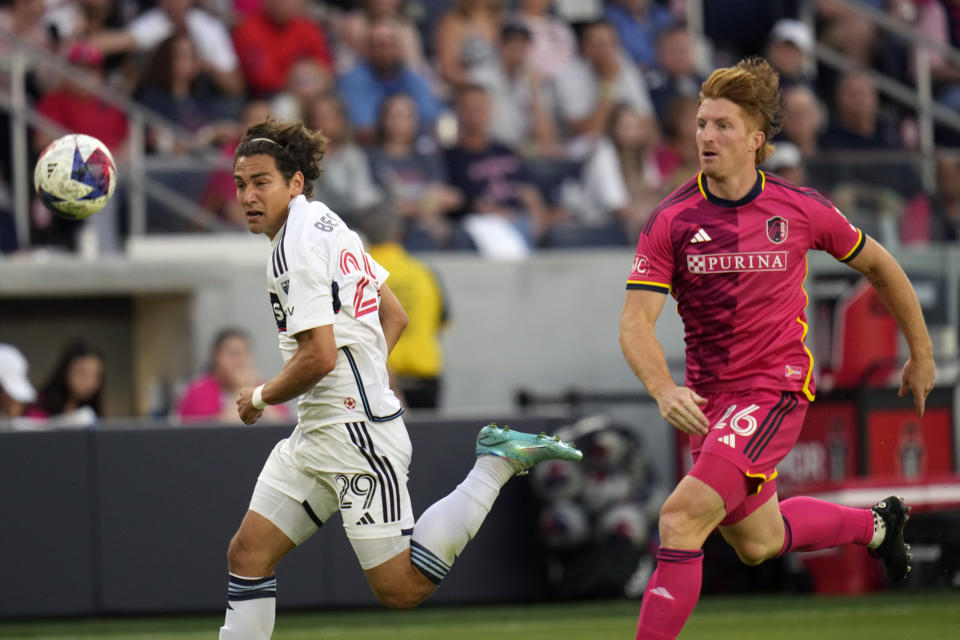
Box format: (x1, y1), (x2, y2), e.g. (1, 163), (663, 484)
(236, 325), (337, 424)
(378, 283), (409, 355)
(846, 235), (936, 416)
(620, 290), (709, 436)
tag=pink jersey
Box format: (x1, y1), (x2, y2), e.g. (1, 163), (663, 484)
(626, 170), (865, 400)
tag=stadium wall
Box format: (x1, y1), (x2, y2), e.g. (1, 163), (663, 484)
(0, 416), (561, 618)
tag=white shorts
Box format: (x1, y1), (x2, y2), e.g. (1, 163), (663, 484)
(249, 418), (416, 568)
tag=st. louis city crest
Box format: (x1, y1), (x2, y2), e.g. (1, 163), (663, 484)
(766, 216), (788, 244)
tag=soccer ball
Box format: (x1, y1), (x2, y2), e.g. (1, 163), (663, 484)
(34, 134), (117, 219)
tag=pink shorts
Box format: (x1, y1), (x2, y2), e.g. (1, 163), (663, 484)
(687, 389), (809, 525)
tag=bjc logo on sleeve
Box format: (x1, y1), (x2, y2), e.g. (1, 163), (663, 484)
(632, 255), (650, 275)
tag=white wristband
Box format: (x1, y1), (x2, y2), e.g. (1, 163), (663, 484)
(251, 384), (267, 410)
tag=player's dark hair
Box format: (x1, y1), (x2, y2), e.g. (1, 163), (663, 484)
(699, 56), (783, 165)
(235, 118), (327, 198)
(34, 338), (105, 417)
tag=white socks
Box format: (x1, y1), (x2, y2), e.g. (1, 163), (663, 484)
(219, 574), (276, 640)
(409, 455), (516, 583)
(868, 511), (887, 549)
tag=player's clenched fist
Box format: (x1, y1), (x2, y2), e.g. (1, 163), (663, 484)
(655, 385), (709, 436)
(235, 387), (264, 425)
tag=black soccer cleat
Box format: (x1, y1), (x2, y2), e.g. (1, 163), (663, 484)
(868, 495), (912, 583)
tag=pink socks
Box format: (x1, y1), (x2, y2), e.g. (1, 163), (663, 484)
(635, 548), (704, 640)
(778, 496), (874, 555)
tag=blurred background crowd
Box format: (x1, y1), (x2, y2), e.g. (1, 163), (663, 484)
(2, 0), (960, 257)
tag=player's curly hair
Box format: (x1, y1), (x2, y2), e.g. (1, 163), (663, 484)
(234, 118), (327, 198)
(699, 56), (783, 165)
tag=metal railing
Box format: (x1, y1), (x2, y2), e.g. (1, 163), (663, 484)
(808, 0), (960, 191)
(1, 29), (236, 249)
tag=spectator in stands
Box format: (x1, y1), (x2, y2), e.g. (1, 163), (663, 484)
(231, 0), (333, 98)
(308, 92), (383, 222)
(469, 21), (560, 155)
(0, 0), (58, 97)
(444, 83), (550, 248)
(765, 18), (814, 90)
(762, 140), (806, 186)
(647, 24), (703, 129)
(330, 0), (427, 76)
(820, 70), (923, 241)
(913, 0), (960, 140)
(363, 208), (449, 409)
(88, 0), (244, 97)
(26, 338), (105, 427)
(578, 103), (663, 242)
(514, 0), (577, 79)
(553, 20), (654, 146)
(928, 152), (960, 242)
(268, 58), (334, 122)
(0, 0), (58, 184)
(780, 85), (825, 160)
(338, 17), (443, 144)
(602, 0), (674, 69)
(817, 2), (910, 102)
(137, 33), (242, 147)
(433, 0), (504, 87)
(176, 328), (288, 423)
(368, 93), (463, 250)
(44, 0), (129, 79)
(34, 43), (129, 156)
(201, 98), (272, 227)
(820, 70), (902, 152)
(0, 344), (37, 422)
(653, 95), (699, 190)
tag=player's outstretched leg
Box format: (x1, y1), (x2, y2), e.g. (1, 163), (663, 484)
(475, 423), (584, 471)
(776, 495), (912, 582)
(868, 495), (913, 582)
(409, 424), (581, 584)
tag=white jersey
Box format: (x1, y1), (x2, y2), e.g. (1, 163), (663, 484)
(266, 196), (403, 429)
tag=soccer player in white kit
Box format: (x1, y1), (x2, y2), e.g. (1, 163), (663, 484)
(220, 118), (582, 639)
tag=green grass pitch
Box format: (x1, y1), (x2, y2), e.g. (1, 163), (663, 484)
(0, 591), (957, 639)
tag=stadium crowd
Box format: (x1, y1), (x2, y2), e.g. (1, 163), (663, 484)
(1, 0), (960, 253)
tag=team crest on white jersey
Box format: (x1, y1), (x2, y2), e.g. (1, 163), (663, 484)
(687, 251), (787, 273)
(766, 216), (788, 244)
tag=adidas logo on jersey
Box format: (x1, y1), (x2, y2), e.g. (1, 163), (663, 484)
(690, 228), (712, 244)
(720, 434), (736, 448)
(356, 512), (376, 525)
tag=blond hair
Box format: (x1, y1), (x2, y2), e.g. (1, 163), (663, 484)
(699, 57), (783, 165)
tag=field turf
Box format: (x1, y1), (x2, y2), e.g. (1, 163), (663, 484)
(0, 591), (957, 639)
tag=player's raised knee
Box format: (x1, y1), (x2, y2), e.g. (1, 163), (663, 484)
(371, 585), (425, 610)
(733, 540), (780, 566)
(227, 532), (272, 575)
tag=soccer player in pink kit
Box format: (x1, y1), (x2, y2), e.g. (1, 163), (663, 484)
(619, 57), (936, 639)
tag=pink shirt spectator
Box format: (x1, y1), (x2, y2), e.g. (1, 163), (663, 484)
(176, 374), (290, 422)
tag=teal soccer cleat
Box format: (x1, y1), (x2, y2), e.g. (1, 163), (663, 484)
(476, 423), (583, 474)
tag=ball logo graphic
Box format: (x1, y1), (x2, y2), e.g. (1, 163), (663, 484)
(344, 397), (357, 410)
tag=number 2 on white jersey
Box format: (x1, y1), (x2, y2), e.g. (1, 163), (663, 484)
(339, 249), (379, 317)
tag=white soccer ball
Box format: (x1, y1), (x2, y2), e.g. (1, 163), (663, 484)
(34, 133), (117, 219)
